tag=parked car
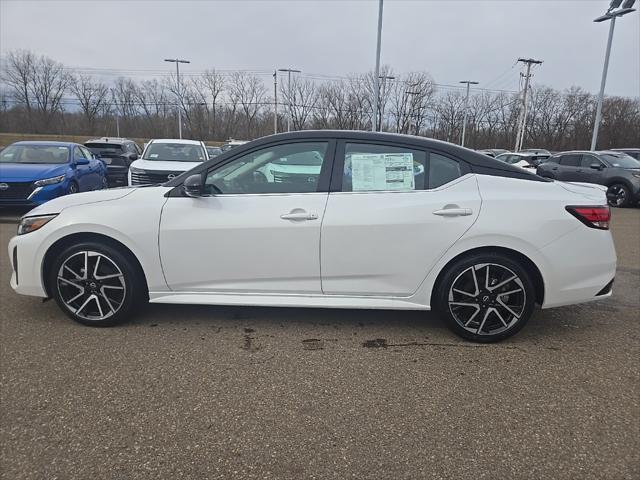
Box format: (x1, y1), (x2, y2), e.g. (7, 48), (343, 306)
(520, 148), (551, 159)
(221, 139), (249, 152)
(84, 137), (142, 187)
(477, 148), (509, 158)
(496, 152), (546, 170)
(206, 146), (223, 158)
(0, 141), (107, 206)
(8, 131), (616, 343)
(537, 150), (640, 207)
(128, 139), (208, 186)
(610, 148), (640, 160)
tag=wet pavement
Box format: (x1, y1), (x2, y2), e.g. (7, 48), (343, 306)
(1, 208), (638, 479)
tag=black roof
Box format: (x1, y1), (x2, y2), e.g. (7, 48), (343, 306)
(164, 130), (546, 187)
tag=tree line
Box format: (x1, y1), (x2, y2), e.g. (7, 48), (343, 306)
(1, 50), (638, 150)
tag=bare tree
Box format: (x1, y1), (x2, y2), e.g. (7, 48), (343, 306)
(228, 72), (267, 138)
(70, 74), (109, 134)
(280, 76), (317, 130)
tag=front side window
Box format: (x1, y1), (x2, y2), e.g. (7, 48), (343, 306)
(580, 155), (602, 168)
(143, 143), (206, 162)
(75, 146), (89, 160)
(601, 153), (640, 169)
(0, 145), (69, 164)
(204, 142), (328, 195)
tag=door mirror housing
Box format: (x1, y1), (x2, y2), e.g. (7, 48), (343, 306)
(130, 153), (138, 161)
(183, 174), (203, 197)
(75, 157), (90, 166)
(590, 162), (604, 170)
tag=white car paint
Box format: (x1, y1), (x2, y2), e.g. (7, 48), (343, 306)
(9, 173), (615, 313)
(128, 139), (208, 186)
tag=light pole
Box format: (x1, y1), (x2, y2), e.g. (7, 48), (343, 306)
(379, 75), (395, 131)
(372, 0), (384, 132)
(273, 70), (278, 134)
(278, 68), (301, 132)
(164, 58), (190, 139)
(590, 0), (636, 151)
(459, 80), (479, 147)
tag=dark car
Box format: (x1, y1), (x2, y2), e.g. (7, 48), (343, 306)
(496, 152), (548, 170)
(611, 148), (640, 160)
(536, 150), (640, 207)
(84, 137), (142, 187)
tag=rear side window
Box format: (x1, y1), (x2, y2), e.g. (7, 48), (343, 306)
(559, 154), (581, 167)
(341, 143), (461, 192)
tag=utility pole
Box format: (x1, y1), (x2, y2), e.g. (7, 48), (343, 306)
(273, 70), (278, 134)
(591, 1), (636, 150)
(278, 68), (301, 132)
(514, 58), (542, 152)
(164, 58), (190, 139)
(372, 0), (384, 132)
(378, 75), (395, 132)
(459, 80), (479, 147)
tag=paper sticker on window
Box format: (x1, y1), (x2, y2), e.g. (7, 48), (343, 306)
(150, 153), (159, 158)
(351, 153), (415, 191)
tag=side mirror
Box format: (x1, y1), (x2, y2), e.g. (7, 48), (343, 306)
(183, 174), (203, 197)
(130, 153), (138, 161)
(590, 162), (603, 170)
(75, 157), (90, 165)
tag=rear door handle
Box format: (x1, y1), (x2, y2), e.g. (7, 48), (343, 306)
(280, 211), (318, 221)
(433, 208), (473, 217)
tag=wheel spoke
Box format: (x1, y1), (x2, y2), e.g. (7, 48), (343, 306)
(99, 288), (116, 313)
(497, 298), (521, 319)
(63, 265), (82, 280)
(487, 275), (517, 292)
(493, 307), (509, 328)
(470, 266), (480, 296)
(75, 294), (95, 315)
(498, 288), (523, 297)
(453, 288), (476, 298)
(66, 290), (85, 304)
(93, 255), (101, 279)
(82, 251), (88, 280)
(476, 308), (491, 334)
(58, 276), (83, 290)
(94, 272), (124, 281)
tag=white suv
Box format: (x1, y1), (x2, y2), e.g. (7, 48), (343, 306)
(128, 139), (208, 186)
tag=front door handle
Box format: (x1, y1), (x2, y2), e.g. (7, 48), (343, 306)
(280, 210), (318, 221)
(433, 208), (473, 217)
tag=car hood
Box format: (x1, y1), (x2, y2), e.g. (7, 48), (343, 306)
(23, 187), (140, 217)
(130, 159), (202, 172)
(0, 163), (68, 181)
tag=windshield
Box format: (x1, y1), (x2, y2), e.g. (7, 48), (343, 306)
(85, 143), (124, 157)
(602, 153), (640, 169)
(143, 143), (206, 162)
(0, 145), (69, 164)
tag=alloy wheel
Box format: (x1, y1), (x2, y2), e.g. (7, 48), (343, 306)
(56, 250), (126, 321)
(606, 185), (627, 207)
(448, 263), (526, 336)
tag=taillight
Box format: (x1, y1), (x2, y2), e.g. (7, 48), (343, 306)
(565, 205), (610, 230)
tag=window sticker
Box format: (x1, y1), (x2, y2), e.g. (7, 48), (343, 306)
(351, 153), (415, 191)
(149, 153), (159, 158)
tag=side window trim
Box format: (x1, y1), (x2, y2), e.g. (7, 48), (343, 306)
(202, 139), (337, 196)
(330, 139), (468, 193)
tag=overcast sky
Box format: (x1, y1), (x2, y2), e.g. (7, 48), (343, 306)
(1, 0), (639, 97)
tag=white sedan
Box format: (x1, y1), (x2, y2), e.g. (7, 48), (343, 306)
(8, 131), (616, 342)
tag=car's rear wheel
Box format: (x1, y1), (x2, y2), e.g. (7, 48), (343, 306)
(434, 253), (536, 342)
(48, 242), (144, 327)
(606, 183), (630, 207)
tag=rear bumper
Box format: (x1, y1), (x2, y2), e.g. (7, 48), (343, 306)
(539, 225), (617, 309)
(106, 166), (129, 187)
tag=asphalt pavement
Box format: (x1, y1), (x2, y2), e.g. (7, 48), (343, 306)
(0, 208), (638, 479)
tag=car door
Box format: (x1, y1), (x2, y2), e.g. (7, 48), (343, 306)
(578, 153), (606, 185)
(320, 140), (481, 297)
(159, 140), (335, 293)
(72, 146), (92, 191)
(81, 146), (103, 188)
(555, 154), (582, 181)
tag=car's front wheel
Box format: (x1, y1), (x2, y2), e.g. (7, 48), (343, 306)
(48, 242), (144, 326)
(606, 183), (631, 207)
(434, 253), (536, 342)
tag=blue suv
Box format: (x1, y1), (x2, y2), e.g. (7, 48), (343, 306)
(0, 141), (108, 206)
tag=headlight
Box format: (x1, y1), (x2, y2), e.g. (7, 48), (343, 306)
(34, 175), (66, 187)
(17, 214), (58, 235)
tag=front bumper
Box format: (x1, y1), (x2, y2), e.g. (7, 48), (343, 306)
(0, 182), (68, 206)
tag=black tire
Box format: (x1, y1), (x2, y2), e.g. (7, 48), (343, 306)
(47, 241), (145, 327)
(606, 183), (631, 208)
(67, 181), (79, 195)
(434, 252), (536, 343)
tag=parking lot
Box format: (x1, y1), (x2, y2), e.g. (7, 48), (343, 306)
(0, 208), (638, 479)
